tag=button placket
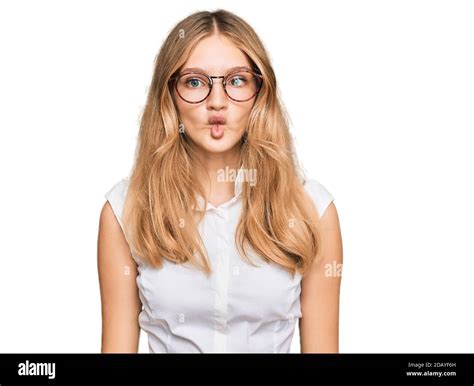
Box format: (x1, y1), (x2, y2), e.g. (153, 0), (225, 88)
(212, 209), (230, 352)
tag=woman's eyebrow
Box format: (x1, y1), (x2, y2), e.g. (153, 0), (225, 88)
(181, 66), (252, 74)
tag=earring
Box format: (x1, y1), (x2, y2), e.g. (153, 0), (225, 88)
(178, 123), (185, 134)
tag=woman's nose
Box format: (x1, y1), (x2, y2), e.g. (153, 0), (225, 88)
(206, 77), (227, 107)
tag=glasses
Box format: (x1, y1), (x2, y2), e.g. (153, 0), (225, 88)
(169, 68), (263, 104)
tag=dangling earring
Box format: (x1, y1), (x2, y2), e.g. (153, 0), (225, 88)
(178, 122), (185, 134)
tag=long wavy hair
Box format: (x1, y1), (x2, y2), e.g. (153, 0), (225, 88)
(122, 9), (324, 279)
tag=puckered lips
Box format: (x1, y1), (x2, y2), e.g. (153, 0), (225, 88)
(209, 115), (226, 139)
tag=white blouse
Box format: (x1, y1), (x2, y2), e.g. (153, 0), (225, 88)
(104, 170), (334, 353)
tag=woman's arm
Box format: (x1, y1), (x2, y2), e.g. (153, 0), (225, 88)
(97, 201), (142, 353)
(299, 202), (343, 353)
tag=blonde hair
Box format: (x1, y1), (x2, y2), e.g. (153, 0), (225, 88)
(123, 9), (323, 279)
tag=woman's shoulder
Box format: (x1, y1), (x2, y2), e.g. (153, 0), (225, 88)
(103, 177), (143, 265)
(104, 177), (130, 228)
(302, 177), (335, 219)
(105, 177), (130, 197)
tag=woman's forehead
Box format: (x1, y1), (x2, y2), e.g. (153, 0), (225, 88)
(183, 35), (252, 73)
(180, 65), (253, 75)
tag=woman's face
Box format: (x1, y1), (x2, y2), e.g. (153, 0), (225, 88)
(173, 34), (257, 156)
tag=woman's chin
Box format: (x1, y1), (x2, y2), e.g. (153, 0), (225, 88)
(200, 142), (234, 153)
(186, 130), (243, 154)
(197, 137), (240, 154)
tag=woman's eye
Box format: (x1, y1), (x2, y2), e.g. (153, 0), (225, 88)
(186, 78), (204, 88)
(229, 76), (246, 87)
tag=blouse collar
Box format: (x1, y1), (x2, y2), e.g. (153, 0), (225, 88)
(193, 165), (245, 212)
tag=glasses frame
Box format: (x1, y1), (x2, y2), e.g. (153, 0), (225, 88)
(169, 68), (263, 104)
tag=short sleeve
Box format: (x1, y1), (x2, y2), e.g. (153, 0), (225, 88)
(104, 178), (130, 229)
(104, 178), (141, 265)
(303, 178), (335, 219)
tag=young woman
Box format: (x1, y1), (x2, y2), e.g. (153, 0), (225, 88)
(98, 9), (343, 353)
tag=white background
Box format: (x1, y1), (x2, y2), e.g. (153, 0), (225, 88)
(0, 0), (473, 353)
